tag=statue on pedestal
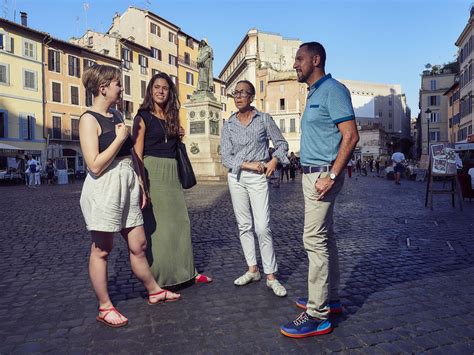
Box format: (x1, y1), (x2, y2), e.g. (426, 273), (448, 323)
(196, 39), (213, 93)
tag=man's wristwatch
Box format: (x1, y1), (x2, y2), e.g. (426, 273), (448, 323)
(329, 172), (337, 181)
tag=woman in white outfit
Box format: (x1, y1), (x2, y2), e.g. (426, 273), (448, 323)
(220, 80), (289, 297)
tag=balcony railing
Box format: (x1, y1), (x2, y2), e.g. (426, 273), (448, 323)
(178, 55), (197, 69)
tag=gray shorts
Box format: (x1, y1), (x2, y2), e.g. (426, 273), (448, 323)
(80, 157), (143, 232)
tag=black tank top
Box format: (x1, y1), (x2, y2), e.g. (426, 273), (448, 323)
(136, 110), (177, 159)
(82, 110), (134, 157)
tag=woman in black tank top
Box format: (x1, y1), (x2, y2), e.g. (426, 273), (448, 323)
(133, 72), (212, 287)
(79, 65), (180, 329)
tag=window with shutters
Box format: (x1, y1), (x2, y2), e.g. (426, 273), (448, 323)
(123, 100), (134, 120)
(280, 98), (286, 111)
(70, 85), (79, 105)
(151, 47), (162, 61)
(169, 54), (177, 66)
(139, 54), (148, 75)
(0, 111), (6, 138)
(430, 112), (439, 123)
(168, 32), (176, 44)
(83, 59), (96, 69)
(20, 115), (35, 140)
(138, 54), (148, 68)
(150, 23), (161, 36)
(121, 48), (132, 70)
(68, 55), (80, 77)
(52, 82), (62, 102)
(52, 115), (62, 139)
(23, 39), (36, 59)
(27, 115), (35, 140)
(280, 119), (286, 133)
(8, 37), (14, 53)
(121, 47), (132, 62)
(141, 80), (146, 99)
(124, 75), (131, 96)
(428, 95), (440, 106)
(186, 72), (194, 85)
(23, 69), (37, 90)
(71, 117), (80, 140)
(85, 89), (93, 107)
(429, 131), (440, 142)
(0, 63), (9, 85)
(48, 49), (61, 72)
(186, 37), (193, 48)
(184, 52), (191, 65)
(290, 118), (296, 132)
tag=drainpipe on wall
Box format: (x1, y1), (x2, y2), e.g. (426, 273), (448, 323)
(42, 34), (53, 161)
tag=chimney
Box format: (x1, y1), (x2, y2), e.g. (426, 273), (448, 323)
(20, 12), (27, 26)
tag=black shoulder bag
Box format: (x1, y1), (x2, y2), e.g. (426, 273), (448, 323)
(176, 139), (197, 189)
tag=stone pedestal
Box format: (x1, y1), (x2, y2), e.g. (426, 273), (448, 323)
(183, 91), (227, 182)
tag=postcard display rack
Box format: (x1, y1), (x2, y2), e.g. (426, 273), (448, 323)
(424, 144), (463, 211)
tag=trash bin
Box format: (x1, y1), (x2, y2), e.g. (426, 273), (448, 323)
(57, 169), (68, 184)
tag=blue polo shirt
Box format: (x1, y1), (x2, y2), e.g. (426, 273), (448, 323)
(300, 74), (355, 166)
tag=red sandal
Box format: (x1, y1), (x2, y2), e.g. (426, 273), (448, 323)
(148, 290), (181, 305)
(96, 307), (128, 328)
(195, 274), (213, 283)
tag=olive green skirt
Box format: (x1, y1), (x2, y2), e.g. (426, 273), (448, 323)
(143, 156), (197, 287)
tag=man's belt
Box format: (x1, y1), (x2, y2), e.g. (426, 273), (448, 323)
(301, 165), (332, 174)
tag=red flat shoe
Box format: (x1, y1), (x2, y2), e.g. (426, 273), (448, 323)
(148, 289), (181, 305)
(195, 274), (213, 283)
(96, 307), (128, 328)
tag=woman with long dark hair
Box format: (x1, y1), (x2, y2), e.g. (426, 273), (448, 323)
(133, 72), (211, 287)
(79, 65), (180, 328)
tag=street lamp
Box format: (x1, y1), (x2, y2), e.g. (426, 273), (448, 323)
(425, 108), (432, 155)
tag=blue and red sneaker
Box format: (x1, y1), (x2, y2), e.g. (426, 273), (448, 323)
(280, 312), (332, 338)
(295, 297), (343, 314)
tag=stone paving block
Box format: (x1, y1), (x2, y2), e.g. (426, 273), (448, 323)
(0, 177), (473, 352)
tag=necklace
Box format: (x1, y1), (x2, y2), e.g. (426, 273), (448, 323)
(156, 117), (167, 143)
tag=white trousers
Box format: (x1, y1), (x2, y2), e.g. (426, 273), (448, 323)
(228, 171), (277, 274)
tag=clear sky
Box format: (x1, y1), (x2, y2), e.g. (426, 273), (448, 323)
(3, 0), (472, 116)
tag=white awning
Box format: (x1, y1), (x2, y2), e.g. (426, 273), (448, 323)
(0, 143), (22, 150)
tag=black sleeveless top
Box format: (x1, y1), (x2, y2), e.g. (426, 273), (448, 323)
(83, 110), (134, 157)
(136, 110), (177, 159)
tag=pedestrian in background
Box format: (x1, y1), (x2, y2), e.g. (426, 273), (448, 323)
(281, 163), (290, 182)
(133, 72), (212, 287)
(221, 79), (289, 297)
(289, 152), (298, 181)
(391, 149), (406, 185)
(26, 155), (38, 188)
(347, 157), (355, 178)
(45, 159), (55, 185)
(281, 42), (359, 338)
(79, 64), (179, 329)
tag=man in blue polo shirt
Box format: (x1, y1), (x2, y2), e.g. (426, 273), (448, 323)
(281, 42), (359, 338)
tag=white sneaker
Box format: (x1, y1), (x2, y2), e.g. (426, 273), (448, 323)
(234, 271), (261, 286)
(266, 279), (287, 297)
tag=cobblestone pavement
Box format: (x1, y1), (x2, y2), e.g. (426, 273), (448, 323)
(0, 174), (473, 354)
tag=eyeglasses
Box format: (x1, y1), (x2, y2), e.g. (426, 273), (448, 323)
(232, 90), (252, 98)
